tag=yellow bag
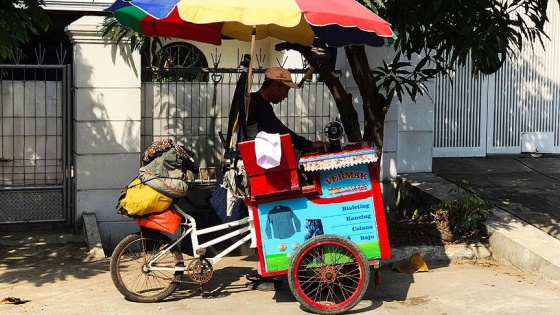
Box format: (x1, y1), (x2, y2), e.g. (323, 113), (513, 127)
(119, 178), (173, 216)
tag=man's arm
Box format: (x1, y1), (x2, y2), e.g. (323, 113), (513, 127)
(256, 103), (312, 152)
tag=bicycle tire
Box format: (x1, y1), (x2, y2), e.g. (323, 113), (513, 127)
(110, 232), (184, 302)
(288, 234), (370, 315)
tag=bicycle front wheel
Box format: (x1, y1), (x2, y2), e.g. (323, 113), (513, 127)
(288, 235), (370, 315)
(110, 232), (184, 302)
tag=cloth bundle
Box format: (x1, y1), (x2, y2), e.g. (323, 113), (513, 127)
(139, 147), (189, 198)
(140, 139), (195, 198)
(117, 139), (195, 217)
(255, 131), (281, 169)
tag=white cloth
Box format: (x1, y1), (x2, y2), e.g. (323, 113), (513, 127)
(255, 131), (282, 169)
(222, 169), (237, 216)
(220, 161), (247, 217)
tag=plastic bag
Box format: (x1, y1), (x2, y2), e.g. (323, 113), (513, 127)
(134, 208), (181, 234)
(119, 178), (173, 216)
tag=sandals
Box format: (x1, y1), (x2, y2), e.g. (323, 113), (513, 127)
(1, 297), (29, 305)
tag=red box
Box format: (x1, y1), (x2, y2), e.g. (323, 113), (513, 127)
(238, 134), (300, 198)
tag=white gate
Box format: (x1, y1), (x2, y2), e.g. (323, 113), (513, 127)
(433, 59), (488, 157)
(487, 4), (560, 154)
(434, 0), (560, 157)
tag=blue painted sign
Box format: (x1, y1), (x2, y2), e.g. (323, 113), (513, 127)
(256, 164), (381, 272)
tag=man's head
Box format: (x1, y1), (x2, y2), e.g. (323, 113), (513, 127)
(261, 67), (299, 104)
(265, 67), (299, 89)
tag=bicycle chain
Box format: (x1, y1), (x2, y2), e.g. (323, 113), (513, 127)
(151, 257), (214, 285)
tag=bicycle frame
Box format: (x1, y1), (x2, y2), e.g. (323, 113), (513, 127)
(145, 204), (254, 272)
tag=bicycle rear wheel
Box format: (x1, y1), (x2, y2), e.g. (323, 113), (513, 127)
(288, 234), (370, 315)
(110, 232), (184, 302)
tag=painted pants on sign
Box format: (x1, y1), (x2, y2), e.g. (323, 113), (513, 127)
(304, 219), (324, 241)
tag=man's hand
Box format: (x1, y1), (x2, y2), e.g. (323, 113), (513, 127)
(311, 141), (328, 152)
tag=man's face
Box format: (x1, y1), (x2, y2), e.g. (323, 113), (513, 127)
(269, 82), (291, 104)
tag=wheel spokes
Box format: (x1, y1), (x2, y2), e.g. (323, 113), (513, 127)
(118, 239), (178, 295)
(297, 243), (362, 306)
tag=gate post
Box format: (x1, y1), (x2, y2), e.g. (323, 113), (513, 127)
(66, 16), (141, 253)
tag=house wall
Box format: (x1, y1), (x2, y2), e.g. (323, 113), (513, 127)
(66, 16), (143, 250)
(63, 16), (320, 251)
(63, 2), (560, 248)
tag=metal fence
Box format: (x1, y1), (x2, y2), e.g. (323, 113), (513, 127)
(0, 64), (72, 223)
(141, 67), (338, 183)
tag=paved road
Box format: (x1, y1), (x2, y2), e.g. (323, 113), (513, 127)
(433, 155), (560, 239)
(1, 243), (559, 315)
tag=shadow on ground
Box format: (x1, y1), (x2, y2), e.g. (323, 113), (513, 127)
(0, 243), (108, 287)
(433, 156), (560, 239)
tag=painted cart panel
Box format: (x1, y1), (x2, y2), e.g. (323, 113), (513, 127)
(241, 140), (390, 276)
(256, 194), (380, 272)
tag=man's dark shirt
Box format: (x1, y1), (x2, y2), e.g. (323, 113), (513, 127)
(247, 92), (312, 152)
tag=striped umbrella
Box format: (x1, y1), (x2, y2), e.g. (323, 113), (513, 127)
(106, 0), (394, 150)
(106, 0), (394, 47)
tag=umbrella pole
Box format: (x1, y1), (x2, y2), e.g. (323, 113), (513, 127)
(229, 27), (256, 151)
(245, 26), (257, 121)
(298, 67), (315, 88)
(228, 27), (256, 151)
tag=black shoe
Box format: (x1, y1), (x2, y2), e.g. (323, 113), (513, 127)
(245, 275), (283, 291)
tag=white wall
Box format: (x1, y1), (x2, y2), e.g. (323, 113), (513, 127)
(66, 15), (143, 251)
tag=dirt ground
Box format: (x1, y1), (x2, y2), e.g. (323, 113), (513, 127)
(0, 220), (472, 303)
(1, 242), (560, 315)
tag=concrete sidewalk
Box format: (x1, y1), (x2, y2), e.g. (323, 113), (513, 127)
(433, 155), (560, 239)
(399, 154), (560, 283)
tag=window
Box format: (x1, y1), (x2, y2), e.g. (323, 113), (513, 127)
(144, 42), (209, 82)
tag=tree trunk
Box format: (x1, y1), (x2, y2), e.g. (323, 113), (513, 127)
(275, 43), (389, 150)
(344, 46), (389, 153)
(275, 43), (362, 142)
(314, 65), (363, 143)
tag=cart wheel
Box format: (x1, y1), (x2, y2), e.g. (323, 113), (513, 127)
(288, 235), (370, 315)
(110, 232), (184, 302)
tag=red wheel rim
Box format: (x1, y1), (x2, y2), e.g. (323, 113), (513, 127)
(292, 240), (366, 310)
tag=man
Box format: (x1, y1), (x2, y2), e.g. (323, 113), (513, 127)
(247, 67), (326, 153)
(244, 67), (326, 292)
